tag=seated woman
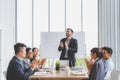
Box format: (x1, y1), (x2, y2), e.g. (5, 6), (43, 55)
(31, 47), (47, 68)
(23, 47), (37, 70)
(85, 47), (99, 74)
(89, 47), (104, 80)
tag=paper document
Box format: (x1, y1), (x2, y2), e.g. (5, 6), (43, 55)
(34, 72), (48, 76)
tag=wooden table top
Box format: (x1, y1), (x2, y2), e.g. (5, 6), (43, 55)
(29, 68), (88, 79)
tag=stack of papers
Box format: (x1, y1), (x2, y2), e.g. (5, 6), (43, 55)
(34, 72), (48, 76)
(39, 68), (51, 72)
(70, 67), (85, 76)
(70, 67), (83, 71)
(71, 71), (85, 76)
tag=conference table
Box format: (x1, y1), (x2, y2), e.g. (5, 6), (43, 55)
(29, 67), (89, 80)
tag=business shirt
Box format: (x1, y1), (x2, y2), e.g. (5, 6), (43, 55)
(103, 58), (114, 78)
(6, 56), (34, 80)
(65, 38), (70, 58)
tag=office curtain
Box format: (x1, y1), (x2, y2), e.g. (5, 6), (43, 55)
(98, 0), (120, 70)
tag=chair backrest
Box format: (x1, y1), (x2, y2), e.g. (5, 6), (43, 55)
(111, 70), (120, 80)
(3, 71), (7, 80)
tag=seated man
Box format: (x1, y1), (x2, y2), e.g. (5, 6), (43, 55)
(102, 47), (114, 78)
(6, 43), (37, 80)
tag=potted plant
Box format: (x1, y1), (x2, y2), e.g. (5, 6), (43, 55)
(55, 60), (60, 71)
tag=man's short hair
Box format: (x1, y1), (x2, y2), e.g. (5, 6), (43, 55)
(67, 28), (74, 33)
(102, 46), (113, 55)
(14, 43), (27, 54)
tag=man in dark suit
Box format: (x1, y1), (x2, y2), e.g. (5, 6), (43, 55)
(58, 28), (78, 67)
(89, 48), (105, 80)
(6, 43), (37, 80)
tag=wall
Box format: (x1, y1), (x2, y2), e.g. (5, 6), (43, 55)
(98, 0), (120, 70)
(0, 0), (16, 80)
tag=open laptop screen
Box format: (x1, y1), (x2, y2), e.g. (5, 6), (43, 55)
(59, 60), (69, 68)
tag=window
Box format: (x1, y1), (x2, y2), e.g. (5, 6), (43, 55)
(83, 0), (98, 53)
(17, 0), (32, 47)
(50, 0), (65, 32)
(17, 0), (98, 54)
(33, 0), (48, 47)
(66, 0), (81, 31)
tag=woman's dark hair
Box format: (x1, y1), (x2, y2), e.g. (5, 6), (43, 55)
(32, 47), (38, 52)
(26, 47), (32, 54)
(91, 47), (100, 57)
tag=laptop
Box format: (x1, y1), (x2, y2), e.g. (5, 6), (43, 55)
(59, 60), (69, 68)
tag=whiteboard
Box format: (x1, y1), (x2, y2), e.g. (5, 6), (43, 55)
(40, 32), (86, 58)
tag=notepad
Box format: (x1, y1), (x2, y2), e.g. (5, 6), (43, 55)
(34, 72), (48, 76)
(70, 67), (83, 71)
(70, 67), (85, 76)
(71, 71), (85, 76)
(39, 68), (51, 72)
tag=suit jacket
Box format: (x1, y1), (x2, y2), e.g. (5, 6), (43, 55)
(6, 56), (34, 80)
(58, 37), (78, 67)
(23, 58), (31, 70)
(89, 58), (105, 80)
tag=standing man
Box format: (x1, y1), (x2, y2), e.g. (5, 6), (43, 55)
(58, 28), (78, 67)
(6, 43), (37, 80)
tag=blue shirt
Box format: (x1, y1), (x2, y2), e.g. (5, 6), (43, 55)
(103, 58), (114, 76)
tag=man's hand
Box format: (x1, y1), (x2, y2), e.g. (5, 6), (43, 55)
(60, 41), (64, 48)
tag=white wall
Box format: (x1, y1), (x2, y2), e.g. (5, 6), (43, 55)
(0, 0), (16, 80)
